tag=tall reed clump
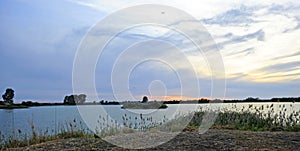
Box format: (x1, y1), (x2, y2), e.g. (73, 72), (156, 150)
(94, 114), (122, 137)
(94, 113), (170, 137)
(57, 118), (90, 139)
(188, 103), (300, 131)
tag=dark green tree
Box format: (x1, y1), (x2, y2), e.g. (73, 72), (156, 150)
(63, 96), (69, 104)
(78, 94), (87, 104)
(63, 94), (86, 105)
(2, 88), (14, 104)
(142, 96), (148, 103)
(63, 95), (75, 105)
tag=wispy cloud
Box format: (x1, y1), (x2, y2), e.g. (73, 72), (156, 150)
(202, 5), (259, 26)
(200, 2), (300, 83)
(77, 1), (300, 84)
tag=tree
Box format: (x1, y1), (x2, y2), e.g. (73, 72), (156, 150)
(78, 94), (87, 104)
(100, 100), (104, 104)
(245, 97), (259, 102)
(142, 96), (148, 103)
(63, 94), (87, 105)
(64, 95), (75, 105)
(2, 88), (15, 104)
(63, 96), (69, 104)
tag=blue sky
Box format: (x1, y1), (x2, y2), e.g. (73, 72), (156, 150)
(0, 0), (299, 102)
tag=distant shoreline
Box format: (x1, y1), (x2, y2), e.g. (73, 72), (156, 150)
(0, 97), (299, 109)
(0, 104), (28, 109)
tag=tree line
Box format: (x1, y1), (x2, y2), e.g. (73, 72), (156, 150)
(1, 87), (300, 106)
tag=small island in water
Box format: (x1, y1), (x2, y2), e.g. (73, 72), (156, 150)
(121, 96), (168, 109)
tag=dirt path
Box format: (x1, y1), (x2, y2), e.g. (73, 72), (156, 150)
(7, 129), (300, 151)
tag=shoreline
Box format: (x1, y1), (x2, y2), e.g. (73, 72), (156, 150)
(0, 101), (299, 109)
(9, 129), (300, 150)
(0, 105), (28, 109)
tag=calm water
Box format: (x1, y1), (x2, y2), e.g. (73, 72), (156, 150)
(0, 103), (299, 141)
(0, 104), (198, 140)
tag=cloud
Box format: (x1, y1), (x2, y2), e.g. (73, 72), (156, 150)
(202, 5), (258, 26)
(85, 1), (299, 99)
(217, 29), (265, 49)
(245, 60), (300, 82)
(1, 0), (299, 101)
(272, 50), (300, 60)
(226, 47), (255, 56)
(260, 61), (300, 72)
(226, 78), (300, 99)
(268, 3), (300, 15)
(199, 2), (300, 84)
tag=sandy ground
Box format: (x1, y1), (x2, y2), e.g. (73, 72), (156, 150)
(7, 129), (300, 151)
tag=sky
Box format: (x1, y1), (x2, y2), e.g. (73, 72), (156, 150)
(0, 0), (299, 103)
